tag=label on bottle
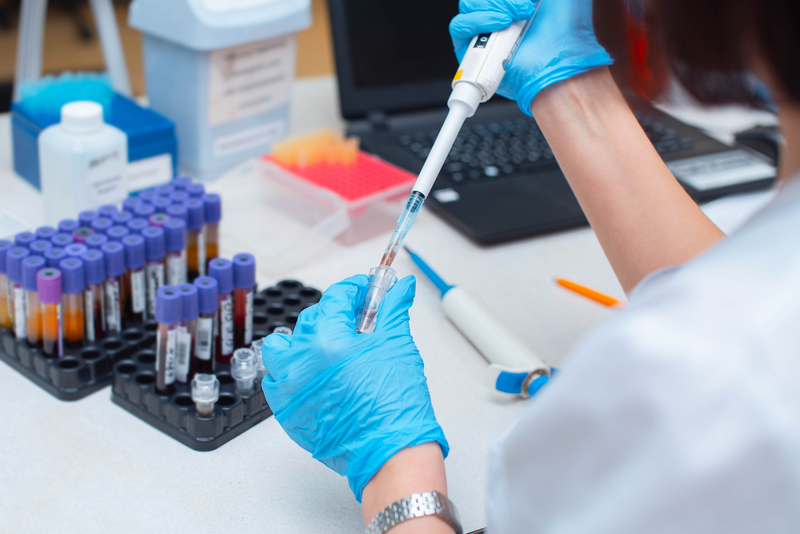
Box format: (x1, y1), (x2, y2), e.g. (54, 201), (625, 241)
(197, 230), (206, 277)
(146, 262), (165, 318)
(220, 295), (234, 356)
(84, 290), (95, 342)
(156, 328), (177, 385)
(244, 289), (253, 346)
(105, 279), (122, 332)
(84, 148), (127, 208)
(167, 254), (187, 286)
(126, 153), (172, 192)
(131, 270), (146, 314)
(14, 286), (26, 340)
(195, 317), (214, 361)
(175, 325), (192, 383)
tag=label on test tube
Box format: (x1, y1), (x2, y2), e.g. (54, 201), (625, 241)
(14, 286), (26, 339)
(84, 291), (95, 342)
(131, 271), (146, 314)
(198, 231), (206, 277)
(176, 326), (192, 383)
(147, 263), (165, 317)
(6, 284), (13, 322)
(167, 254), (187, 285)
(196, 317), (214, 360)
(244, 290), (253, 346)
(220, 296), (234, 356)
(156, 328), (177, 385)
(106, 280), (122, 332)
(56, 303), (63, 358)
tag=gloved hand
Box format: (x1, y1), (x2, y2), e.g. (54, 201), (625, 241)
(261, 274), (448, 502)
(450, 0), (613, 116)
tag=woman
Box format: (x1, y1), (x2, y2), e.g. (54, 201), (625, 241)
(261, 0), (800, 532)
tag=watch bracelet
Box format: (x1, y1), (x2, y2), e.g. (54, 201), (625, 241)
(365, 490), (463, 534)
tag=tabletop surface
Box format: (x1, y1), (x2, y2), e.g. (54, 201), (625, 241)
(0, 76), (777, 533)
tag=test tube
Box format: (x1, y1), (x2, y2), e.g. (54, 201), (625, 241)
(126, 218), (149, 235)
(139, 190), (158, 204)
(15, 231), (36, 248)
(155, 286), (181, 395)
(155, 184), (174, 197)
(50, 233), (74, 248)
(59, 258), (85, 348)
(78, 210), (99, 227)
(6, 247), (30, 339)
(148, 213), (170, 227)
(209, 258), (234, 364)
(142, 227), (166, 319)
(166, 203), (188, 223)
(37, 268), (63, 358)
(22, 256), (46, 347)
(29, 240), (53, 256)
(35, 226), (58, 240)
(72, 227), (94, 244)
(202, 193), (221, 265)
(58, 219), (80, 234)
(64, 243), (88, 258)
(134, 203), (156, 220)
(176, 283), (198, 384)
(170, 191), (189, 205)
(172, 176), (193, 190)
(122, 197), (140, 213)
(164, 218), (187, 285)
(111, 210), (133, 226)
(0, 240), (13, 329)
(232, 253), (255, 350)
(193, 276), (218, 374)
(187, 183), (205, 198)
(152, 197), (172, 214)
(186, 198), (206, 281)
(91, 217), (113, 235)
(107, 226), (130, 242)
(98, 204), (119, 218)
(44, 248), (67, 268)
(191, 373), (219, 418)
(101, 242), (127, 334)
(122, 235), (147, 324)
(251, 338), (267, 382)
(80, 249), (106, 342)
(85, 234), (109, 250)
(231, 348), (257, 395)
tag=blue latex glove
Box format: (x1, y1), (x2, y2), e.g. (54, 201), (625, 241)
(261, 274), (448, 502)
(450, 0), (613, 116)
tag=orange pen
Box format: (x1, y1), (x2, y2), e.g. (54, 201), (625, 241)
(556, 278), (625, 308)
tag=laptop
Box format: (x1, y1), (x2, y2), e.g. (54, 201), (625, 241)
(328, 0), (777, 245)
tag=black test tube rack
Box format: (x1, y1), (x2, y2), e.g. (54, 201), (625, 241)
(110, 280), (322, 451)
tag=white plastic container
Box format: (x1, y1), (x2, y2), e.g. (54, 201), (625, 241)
(129, 0), (311, 182)
(38, 101), (128, 224)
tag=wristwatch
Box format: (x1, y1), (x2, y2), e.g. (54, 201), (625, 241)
(365, 491), (463, 534)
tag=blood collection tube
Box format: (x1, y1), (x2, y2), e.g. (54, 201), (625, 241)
(78, 210), (99, 227)
(232, 253), (255, 350)
(58, 219), (80, 234)
(0, 240), (13, 329)
(37, 268), (63, 358)
(209, 258), (234, 363)
(64, 243), (88, 258)
(35, 226), (57, 240)
(107, 226), (130, 242)
(122, 235), (147, 324)
(51, 233), (74, 248)
(187, 183), (205, 198)
(170, 191), (189, 205)
(85, 234), (109, 250)
(148, 213), (170, 227)
(6, 247), (30, 339)
(91, 217), (113, 235)
(15, 231), (36, 248)
(193, 276), (218, 374)
(122, 197), (140, 213)
(164, 218), (187, 285)
(155, 286), (181, 395)
(134, 203), (156, 220)
(191, 373), (219, 418)
(202, 193), (221, 265)
(44, 248), (67, 268)
(22, 256), (46, 347)
(72, 227), (94, 244)
(142, 227), (166, 319)
(231, 348), (257, 395)
(80, 249), (106, 342)
(166, 203), (187, 223)
(111, 210), (133, 226)
(155, 184), (174, 197)
(172, 176), (193, 190)
(98, 204), (119, 218)
(59, 258), (85, 348)
(176, 283), (198, 384)
(101, 242), (127, 334)
(152, 197), (172, 214)
(185, 198), (206, 281)
(29, 240), (53, 256)
(126, 218), (149, 235)
(139, 190), (158, 204)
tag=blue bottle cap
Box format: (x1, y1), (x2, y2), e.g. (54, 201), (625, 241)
(14, 231), (36, 247)
(107, 226), (131, 241)
(233, 253), (256, 289)
(78, 210), (99, 226)
(141, 226), (166, 261)
(58, 219), (80, 233)
(139, 190), (158, 203)
(91, 217), (114, 234)
(163, 219), (186, 252)
(122, 197), (140, 213)
(44, 248), (67, 268)
(194, 276), (219, 314)
(155, 184), (175, 197)
(170, 191), (189, 204)
(166, 204), (187, 222)
(65, 243), (88, 258)
(208, 258), (233, 294)
(172, 176), (193, 190)
(122, 234), (146, 270)
(29, 240), (53, 255)
(98, 204), (119, 218)
(35, 226), (57, 240)
(22, 256), (46, 291)
(152, 197), (172, 214)
(0, 240), (13, 273)
(111, 210), (133, 225)
(80, 249), (106, 285)
(156, 286), (182, 324)
(72, 227), (94, 243)
(6, 247), (31, 283)
(179, 283), (199, 321)
(126, 218), (149, 235)
(85, 234), (109, 250)
(59, 257), (85, 294)
(51, 233), (74, 247)
(202, 193), (222, 224)
(187, 183), (205, 198)
(134, 203), (156, 218)
(101, 242), (126, 278)
(186, 199), (205, 231)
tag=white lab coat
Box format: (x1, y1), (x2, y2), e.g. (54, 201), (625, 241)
(487, 176), (800, 533)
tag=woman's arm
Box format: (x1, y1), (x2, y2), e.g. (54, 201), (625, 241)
(532, 67), (725, 293)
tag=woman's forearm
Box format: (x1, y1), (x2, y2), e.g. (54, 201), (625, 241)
(531, 67), (725, 293)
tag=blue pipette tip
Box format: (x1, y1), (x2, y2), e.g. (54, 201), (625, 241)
(404, 246), (454, 297)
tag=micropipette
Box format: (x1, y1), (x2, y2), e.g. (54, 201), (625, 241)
(356, 2), (543, 334)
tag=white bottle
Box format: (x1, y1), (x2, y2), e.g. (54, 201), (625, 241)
(38, 101), (128, 224)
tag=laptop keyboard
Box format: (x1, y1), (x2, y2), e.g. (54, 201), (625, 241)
(398, 113), (695, 186)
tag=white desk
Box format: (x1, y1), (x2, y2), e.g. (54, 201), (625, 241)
(0, 77), (777, 533)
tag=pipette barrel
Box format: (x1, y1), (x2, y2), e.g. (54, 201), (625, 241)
(356, 265), (398, 334)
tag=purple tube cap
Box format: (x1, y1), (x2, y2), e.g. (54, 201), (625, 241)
(78, 210), (99, 226)
(122, 197), (141, 213)
(186, 199), (205, 231)
(208, 258), (233, 294)
(44, 248), (67, 268)
(101, 242), (126, 278)
(142, 227), (166, 261)
(111, 210), (133, 225)
(15, 231), (36, 247)
(58, 219), (80, 233)
(126, 219), (149, 235)
(91, 217), (114, 234)
(179, 283), (199, 321)
(85, 234), (109, 250)
(51, 233), (74, 247)
(22, 256), (46, 291)
(203, 194), (222, 224)
(6, 247), (31, 282)
(98, 204), (119, 217)
(156, 285), (182, 324)
(35, 226), (58, 240)
(0, 240), (13, 273)
(194, 276), (219, 314)
(37, 268), (62, 304)
(65, 243), (88, 258)
(152, 197), (172, 213)
(172, 176), (193, 190)
(80, 249), (106, 285)
(233, 253), (256, 289)
(155, 184), (175, 197)
(122, 234), (146, 270)
(166, 204), (187, 222)
(134, 203), (156, 218)
(29, 240), (52, 255)
(170, 191), (189, 204)
(72, 227), (94, 243)
(59, 257), (85, 294)
(139, 191), (158, 203)
(107, 226), (131, 240)
(187, 183), (205, 198)
(164, 219), (186, 251)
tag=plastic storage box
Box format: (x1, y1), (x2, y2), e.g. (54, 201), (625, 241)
(129, 0), (311, 182)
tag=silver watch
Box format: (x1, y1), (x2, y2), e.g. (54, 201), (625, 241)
(365, 491), (463, 534)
